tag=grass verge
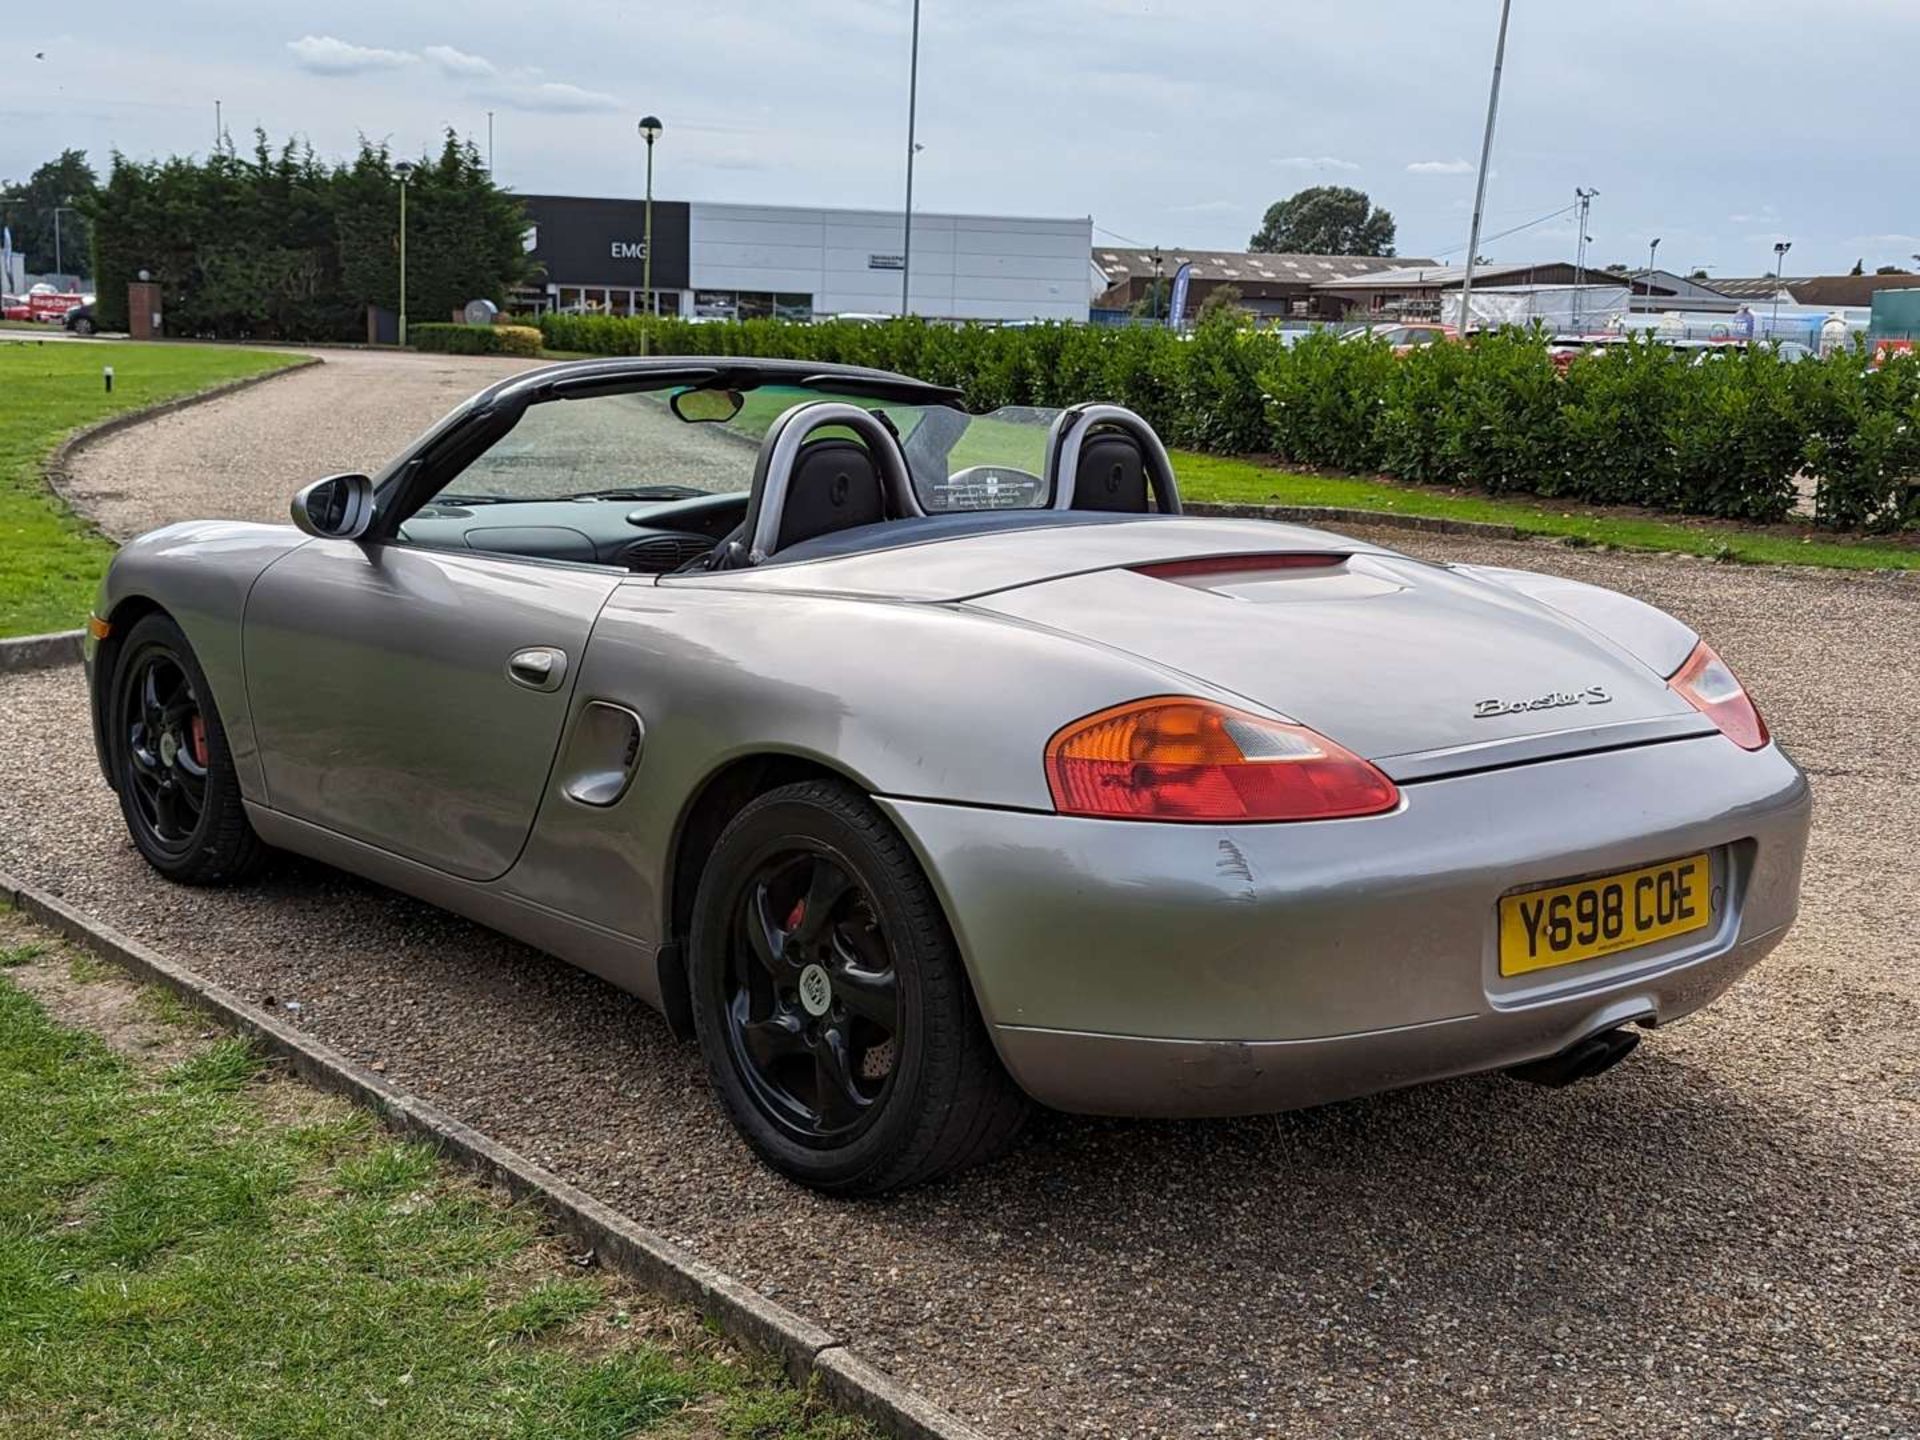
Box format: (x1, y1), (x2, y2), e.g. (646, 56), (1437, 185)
(1173, 451), (1919, 572)
(0, 340), (303, 638)
(0, 911), (874, 1440)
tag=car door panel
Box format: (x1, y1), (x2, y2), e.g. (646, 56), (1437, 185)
(244, 539), (621, 882)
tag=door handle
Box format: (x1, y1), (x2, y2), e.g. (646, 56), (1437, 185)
(506, 646), (568, 692)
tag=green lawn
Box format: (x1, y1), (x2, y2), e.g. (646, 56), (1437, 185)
(1173, 451), (1920, 572)
(0, 341), (303, 639)
(0, 909), (874, 1440)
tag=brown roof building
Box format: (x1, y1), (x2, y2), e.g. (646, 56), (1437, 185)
(1092, 248), (1433, 321)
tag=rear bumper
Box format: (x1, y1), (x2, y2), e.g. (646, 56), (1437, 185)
(878, 734), (1810, 1117)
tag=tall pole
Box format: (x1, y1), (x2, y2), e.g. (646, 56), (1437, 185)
(1771, 240), (1791, 334)
(1457, 0), (1515, 341)
(1572, 188), (1596, 330)
(639, 116), (662, 355)
(54, 207), (63, 277)
(395, 161), (413, 347)
(901, 0), (921, 318)
(1644, 236), (1660, 312)
(215, 99), (222, 153)
(487, 111), (495, 175)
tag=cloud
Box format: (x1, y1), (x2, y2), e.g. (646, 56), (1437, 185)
(1406, 158), (1473, 175)
(284, 35), (616, 111)
(1271, 155), (1359, 172)
(423, 44), (496, 78)
(483, 80), (621, 113)
(286, 35), (414, 75)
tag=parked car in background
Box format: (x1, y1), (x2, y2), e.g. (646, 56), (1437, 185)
(1361, 322), (1460, 356)
(1, 293), (30, 321)
(63, 301), (98, 336)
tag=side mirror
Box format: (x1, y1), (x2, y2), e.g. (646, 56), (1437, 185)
(290, 473), (375, 539)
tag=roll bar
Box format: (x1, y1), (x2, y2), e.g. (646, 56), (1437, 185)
(1043, 404), (1182, 514)
(742, 401), (924, 564)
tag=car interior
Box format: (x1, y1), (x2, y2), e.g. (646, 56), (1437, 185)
(391, 379), (1179, 576)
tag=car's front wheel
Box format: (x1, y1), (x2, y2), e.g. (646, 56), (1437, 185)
(107, 613), (267, 885)
(688, 779), (1028, 1194)
(70, 315), (96, 336)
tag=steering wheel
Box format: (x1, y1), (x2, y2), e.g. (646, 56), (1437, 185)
(928, 465), (1046, 512)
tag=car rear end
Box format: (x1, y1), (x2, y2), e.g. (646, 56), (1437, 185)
(878, 545), (1812, 1116)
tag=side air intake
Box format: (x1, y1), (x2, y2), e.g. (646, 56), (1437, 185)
(622, 534), (718, 573)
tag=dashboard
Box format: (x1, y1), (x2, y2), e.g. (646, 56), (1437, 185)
(396, 492), (746, 572)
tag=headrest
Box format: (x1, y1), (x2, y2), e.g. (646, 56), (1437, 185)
(1071, 431), (1151, 513)
(773, 438), (887, 552)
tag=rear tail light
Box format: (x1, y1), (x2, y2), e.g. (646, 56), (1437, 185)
(1044, 697), (1400, 822)
(1669, 640), (1769, 750)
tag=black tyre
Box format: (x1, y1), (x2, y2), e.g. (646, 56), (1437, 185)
(107, 613), (267, 885)
(688, 779), (1028, 1194)
(71, 315), (97, 336)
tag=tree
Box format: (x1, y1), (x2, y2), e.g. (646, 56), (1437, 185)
(87, 130), (530, 339)
(0, 148), (98, 277)
(1850, 258), (1865, 276)
(1196, 284), (1246, 322)
(1249, 187), (1395, 256)
(1688, 268), (1710, 280)
(1875, 265), (1911, 276)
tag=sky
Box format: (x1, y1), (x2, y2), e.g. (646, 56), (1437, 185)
(7, 0), (1918, 278)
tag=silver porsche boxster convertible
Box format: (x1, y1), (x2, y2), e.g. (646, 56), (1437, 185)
(85, 357), (1811, 1193)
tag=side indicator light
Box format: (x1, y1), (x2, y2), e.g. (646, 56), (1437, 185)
(86, 616), (112, 640)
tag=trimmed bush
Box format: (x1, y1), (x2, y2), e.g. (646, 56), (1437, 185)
(412, 322), (542, 357)
(533, 312), (1914, 531)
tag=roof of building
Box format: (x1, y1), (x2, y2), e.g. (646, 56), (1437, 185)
(1314, 261), (1591, 290)
(1701, 274), (1920, 306)
(1092, 248), (1433, 286)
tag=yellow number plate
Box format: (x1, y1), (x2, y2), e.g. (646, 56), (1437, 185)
(1498, 853), (1711, 977)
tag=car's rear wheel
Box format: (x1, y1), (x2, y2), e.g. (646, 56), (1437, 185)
(687, 779), (1028, 1194)
(71, 315), (96, 336)
(108, 613), (267, 885)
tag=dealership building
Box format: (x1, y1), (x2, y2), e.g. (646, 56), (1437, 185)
(516, 195), (1092, 323)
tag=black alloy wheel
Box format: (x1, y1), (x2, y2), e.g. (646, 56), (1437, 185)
(723, 846), (901, 1143)
(121, 647), (210, 854)
(108, 613), (267, 885)
(687, 779), (1028, 1194)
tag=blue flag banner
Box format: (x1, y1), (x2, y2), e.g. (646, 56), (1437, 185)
(1167, 261), (1193, 329)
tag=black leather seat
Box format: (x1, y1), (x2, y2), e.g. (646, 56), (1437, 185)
(772, 437), (889, 551)
(1070, 430), (1152, 512)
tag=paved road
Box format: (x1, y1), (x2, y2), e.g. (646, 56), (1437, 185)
(8, 368), (1916, 1436)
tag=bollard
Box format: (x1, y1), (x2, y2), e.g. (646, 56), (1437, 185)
(104, 365), (114, 394)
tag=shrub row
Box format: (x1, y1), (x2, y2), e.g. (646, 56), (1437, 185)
(539, 312), (1920, 532)
(411, 322), (542, 357)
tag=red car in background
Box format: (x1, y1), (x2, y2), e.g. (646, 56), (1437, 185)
(2, 293), (31, 321)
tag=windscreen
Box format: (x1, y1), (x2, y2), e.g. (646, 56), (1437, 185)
(438, 384), (1059, 512)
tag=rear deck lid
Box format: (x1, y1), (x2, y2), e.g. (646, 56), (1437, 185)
(973, 551), (1712, 776)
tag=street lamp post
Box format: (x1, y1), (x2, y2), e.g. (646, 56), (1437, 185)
(1771, 240), (1792, 334)
(394, 161), (414, 347)
(639, 117), (662, 355)
(900, 0), (922, 318)
(1644, 236), (1660, 311)
(1149, 250), (1164, 322)
(1458, 0), (1516, 342)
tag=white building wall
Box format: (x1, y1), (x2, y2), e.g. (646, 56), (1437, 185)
(688, 202), (1090, 322)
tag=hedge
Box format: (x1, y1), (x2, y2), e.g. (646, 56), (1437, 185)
(411, 322), (542, 357)
(538, 311), (1920, 532)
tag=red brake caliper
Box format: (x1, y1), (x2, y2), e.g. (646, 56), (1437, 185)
(785, 900), (806, 933)
(190, 715), (209, 767)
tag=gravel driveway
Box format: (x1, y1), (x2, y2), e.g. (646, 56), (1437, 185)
(7, 362), (1916, 1436)
(60, 348), (540, 541)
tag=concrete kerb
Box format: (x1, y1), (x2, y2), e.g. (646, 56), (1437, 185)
(0, 630), (84, 674)
(0, 871), (989, 1440)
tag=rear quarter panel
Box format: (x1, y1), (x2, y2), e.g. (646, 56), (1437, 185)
(502, 578), (1216, 945)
